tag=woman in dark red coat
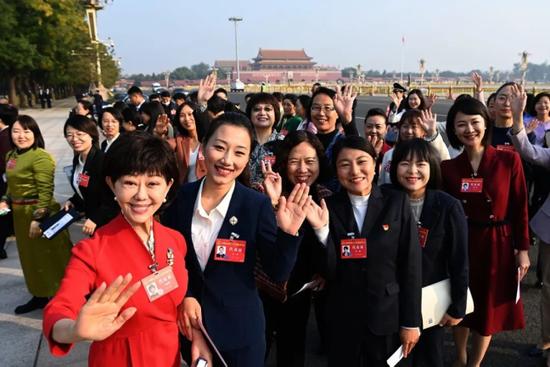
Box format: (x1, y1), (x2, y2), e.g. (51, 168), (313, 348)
(441, 96), (530, 367)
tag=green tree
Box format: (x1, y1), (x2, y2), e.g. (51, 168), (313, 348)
(190, 63), (211, 79)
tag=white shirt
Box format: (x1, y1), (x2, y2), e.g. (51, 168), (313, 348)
(187, 145), (200, 183)
(191, 180), (236, 271)
(315, 193), (370, 246)
(72, 155), (85, 199)
(103, 133), (120, 153)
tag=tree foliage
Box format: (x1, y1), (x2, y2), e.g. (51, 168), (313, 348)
(0, 0), (120, 105)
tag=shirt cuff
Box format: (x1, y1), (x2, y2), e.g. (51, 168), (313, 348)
(401, 326), (421, 333)
(314, 223), (329, 247)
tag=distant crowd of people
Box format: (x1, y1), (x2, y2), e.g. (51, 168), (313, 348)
(0, 74), (549, 367)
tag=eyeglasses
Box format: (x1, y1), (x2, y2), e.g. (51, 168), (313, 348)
(311, 105), (335, 113)
(65, 132), (90, 140)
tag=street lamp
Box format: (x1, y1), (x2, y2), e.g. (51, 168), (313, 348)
(228, 17), (243, 87)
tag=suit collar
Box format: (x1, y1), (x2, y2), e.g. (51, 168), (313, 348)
(360, 185), (384, 237)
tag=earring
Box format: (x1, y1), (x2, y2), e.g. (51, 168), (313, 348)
(114, 196), (117, 201)
(163, 198), (167, 203)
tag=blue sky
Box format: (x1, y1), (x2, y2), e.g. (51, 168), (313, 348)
(97, 0), (550, 75)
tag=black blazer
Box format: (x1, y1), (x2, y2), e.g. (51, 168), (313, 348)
(68, 146), (118, 228)
(163, 179), (302, 350)
(100, 134), (122, 153)
(324, 185), (422, 336)
(416, 189), (469, 318)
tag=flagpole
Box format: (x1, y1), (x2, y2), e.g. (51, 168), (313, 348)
(400, 35), (405, 83)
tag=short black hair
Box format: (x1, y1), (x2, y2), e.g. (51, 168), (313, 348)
(100, 107), (124, 131)
(127, 86), (143, 96)
(274, 130), (330, 195)
(283, 93), (298, 106)
(0, 104), (18, 126)
(246, 93), (281, 125)
(64, 114), (100, 148)
(173, 92), (186, 101)
(149, 93), (160, 101)
(272, 92), (284, 103)
(297, 95), (311, 110)
(365, 108), (387, 125)
(495, 82), (517, 97)
(103, 132), (179, 202)
(307, 87), (336, 121)
(530, 92), (550, 117)
(446, 96), (492, 150)
(486, 93), (497, 106)
(331, 135), (376, 172)
(404, 89), (427, 110)
(214, 88), (228, 98)
(160, 90), (171, 98)
(207, 95), (227, 115)
(77, 99), (93, 113)
(389, 138), (442, 191)
(121, 107), (142, 130)
(11, 115), (45, 149)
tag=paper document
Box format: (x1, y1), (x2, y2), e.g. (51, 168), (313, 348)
(199, 321), (228, 367)
(39, 208), (80, 240)
(291, 280), (320, 297)
(421, 278), (474, 330)
(516, 267), (521, 304)
(386, 345), (403, 367)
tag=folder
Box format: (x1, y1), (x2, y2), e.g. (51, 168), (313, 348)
(421, 278), (474, 330)
(39, 208), (81, 240)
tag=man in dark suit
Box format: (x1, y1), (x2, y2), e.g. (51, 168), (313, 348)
(0, 104), (17, 258)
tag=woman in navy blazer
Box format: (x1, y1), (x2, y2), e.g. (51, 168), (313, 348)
(389, 138), (469, 367)
(163, 112), (311, 367)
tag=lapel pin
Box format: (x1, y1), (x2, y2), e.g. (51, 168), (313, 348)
(382, 224), (390, 231)
(229, 216), (238, 226)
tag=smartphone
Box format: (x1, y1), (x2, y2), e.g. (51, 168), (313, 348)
(196, 358), (208, 367)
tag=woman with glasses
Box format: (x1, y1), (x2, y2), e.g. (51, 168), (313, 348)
(63, 115), (117, 235)
(0, 115), (72, 314)
(307, 86), (358, 160)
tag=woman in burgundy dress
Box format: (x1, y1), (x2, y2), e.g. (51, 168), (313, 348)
(441, 96), (530, 367)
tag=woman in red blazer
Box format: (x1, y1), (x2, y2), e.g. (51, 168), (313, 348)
(43, 133), (210, 367)
(441, 96), (530, 367)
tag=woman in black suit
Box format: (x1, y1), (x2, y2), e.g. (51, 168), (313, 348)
(99, 107), (123, 153)
(389, 138), (469, 367)
(306, 135), (422, 366)
(63, 115), (117, 235)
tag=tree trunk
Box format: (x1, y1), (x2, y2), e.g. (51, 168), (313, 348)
(8, 76), (18, 106)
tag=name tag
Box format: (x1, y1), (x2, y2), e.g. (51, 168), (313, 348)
(78, 173), (90, 188)
(460, 178), (483, 193)
(263, 155), (276, 166)
(340, 238), (367, 259)
(496, 144), (515, 152)
(214, 239), (246, 263)
(6, 158), (16, 170)
(141, 266), (179, 302)
(418, 227), (429, 248)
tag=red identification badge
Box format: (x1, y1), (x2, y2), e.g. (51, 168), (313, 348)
(214, 239), (246, 263)
(460, 178), (483, 193)
(141, 266), (179, 302)
(6, 158), (16, 170)
(263, 155), (276, 166)
(340, 238), (367, 259)
(496, 144), (515, 152)
(418, 227), (429, 248)
(78, 173), (90, 188)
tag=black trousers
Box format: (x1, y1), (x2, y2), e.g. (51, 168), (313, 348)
(0, 212), (13, 248)
(410, 326), (444, 367)
(262, 290), (311, 367)
(180, 332), (265, 367)
(327, 323), (400, 367)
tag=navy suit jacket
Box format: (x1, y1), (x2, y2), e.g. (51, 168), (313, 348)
(416, 189), (469, 319)
(163, 179), (302, 350)
(324, 185), (422, 336)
